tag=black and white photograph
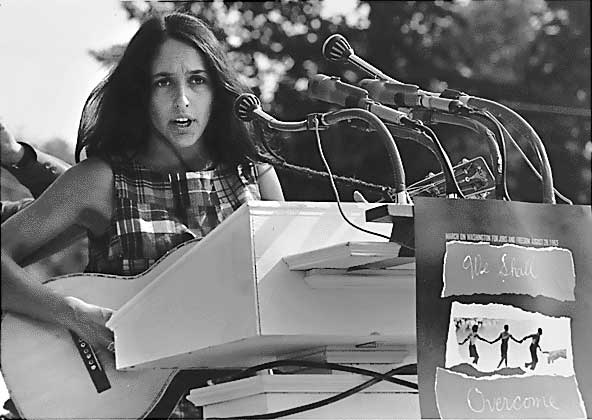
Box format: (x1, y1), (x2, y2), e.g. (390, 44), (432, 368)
(446, 302), (574, 377)
(1, 1), (589, 419)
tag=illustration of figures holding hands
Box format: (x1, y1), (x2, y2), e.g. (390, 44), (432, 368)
(489, 324), (522, 368)
(523, 328), (543, 370)
(458, 324), (488, 364)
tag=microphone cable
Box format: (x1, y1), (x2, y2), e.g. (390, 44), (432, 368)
(410, 109), (502, 195)
(464, 96), (556, 203)
(236, 93), (403, 202)
(312, 116), (391, 241)
(457, 107), (512, 201)
(322, 34), (562, 203)
(401, 120), (465, 198)
(252, 122), (399, 202)
(493, 116), (574, 204)
(205, 361), (418, 420)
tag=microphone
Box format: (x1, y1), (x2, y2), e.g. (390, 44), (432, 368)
(233, 93), (263, 122)
(233, 93), (317, 132)
(235, 93), (408, 196)
(323, 35), (470, 114)
(322, 34), (399, 82)
(360, 79), (468, 113)
(308, 74), (411, 125)
(309, 76), (465, 198)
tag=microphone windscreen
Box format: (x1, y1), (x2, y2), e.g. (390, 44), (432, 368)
(360, 79), (419, 105)
(309, 74), (367, 107)
(233, 93), (261, 122)
(322, 34), (352, 62)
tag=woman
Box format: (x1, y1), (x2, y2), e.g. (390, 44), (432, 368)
(489, 324), (521, 369)
(1, 12), (283, 418)
(458, 324), (488, 365)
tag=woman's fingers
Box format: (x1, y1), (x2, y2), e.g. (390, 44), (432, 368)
(65, 296), (115, 350)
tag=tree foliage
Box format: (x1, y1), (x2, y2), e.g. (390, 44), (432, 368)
(92, 0), (590, 204)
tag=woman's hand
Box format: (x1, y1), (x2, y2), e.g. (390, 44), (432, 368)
(62, 296), (115, 352)
(0, 120), (24, 166)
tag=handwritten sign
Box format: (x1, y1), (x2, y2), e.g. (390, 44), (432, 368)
(435, 368), (586, 419)
(443, 242), (575, 301)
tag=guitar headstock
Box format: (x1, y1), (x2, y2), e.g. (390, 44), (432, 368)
(407, 156), (495, 199)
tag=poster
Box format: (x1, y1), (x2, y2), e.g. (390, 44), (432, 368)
(415, 197), (591, 418)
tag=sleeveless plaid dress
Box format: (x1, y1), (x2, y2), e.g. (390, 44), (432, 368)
(86, 160), (261, 276)
(85, 160), (261, 418)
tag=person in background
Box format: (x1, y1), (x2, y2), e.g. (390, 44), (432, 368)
(523, 328), (543, 370)
(458, 324), (488, 365)
(1, 121), (71, 222)
(1, 12), (283, 419)
(489, 324), (522, 369)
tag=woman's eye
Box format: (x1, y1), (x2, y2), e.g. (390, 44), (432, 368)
(189, 76), (207, 85)
(154, 79), (170, 88)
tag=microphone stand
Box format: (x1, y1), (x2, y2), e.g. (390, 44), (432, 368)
(460, 97), (556, 203)
(384, 121), (464, 198)
(411, 109), (506, 201)
(321, 34), (555, 203)
(319, 108), (408, 203)
(248, 108), (409, 203)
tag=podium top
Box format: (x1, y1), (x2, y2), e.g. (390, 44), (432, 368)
(366, 204), (414, 223)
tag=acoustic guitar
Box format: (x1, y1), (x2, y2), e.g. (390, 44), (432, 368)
(1, 239), (232, 420)
(1, 156), (495, 419)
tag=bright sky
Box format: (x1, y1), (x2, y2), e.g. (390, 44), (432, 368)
(0, 0), (140, 150)
(0, 0), (357, 154)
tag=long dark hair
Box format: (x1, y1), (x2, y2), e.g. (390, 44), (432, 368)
(75, 12), (257, 167)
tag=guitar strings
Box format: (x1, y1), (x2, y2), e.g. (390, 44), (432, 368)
(406, 169), (483, 196)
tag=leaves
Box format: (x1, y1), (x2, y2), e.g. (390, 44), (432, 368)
(93, 0), (590, 204)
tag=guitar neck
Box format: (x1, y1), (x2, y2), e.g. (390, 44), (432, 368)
(406, 156), (495, 199)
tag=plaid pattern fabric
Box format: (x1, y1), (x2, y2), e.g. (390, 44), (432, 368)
(85, 161), (261, 418)
(86, 160), (261, 276)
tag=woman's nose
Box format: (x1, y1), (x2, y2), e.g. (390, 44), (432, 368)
(174, 86), (190, 108)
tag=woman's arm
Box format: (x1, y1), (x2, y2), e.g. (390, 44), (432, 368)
(489, 333), (501, 344)
(1, 158), (115, 349)
(522, 334), (534, 342)
(256, 163), (284, 201)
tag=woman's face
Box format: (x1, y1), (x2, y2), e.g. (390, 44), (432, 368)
(148, 37), (214, 150)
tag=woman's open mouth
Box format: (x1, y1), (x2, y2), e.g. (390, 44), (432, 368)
(172, 117), (193, 128)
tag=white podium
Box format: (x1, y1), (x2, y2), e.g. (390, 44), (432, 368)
(106, 201), (418, 418)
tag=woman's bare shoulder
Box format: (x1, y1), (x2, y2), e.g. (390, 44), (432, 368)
(67, 157), (114, 188)
(37, 157), (115, 232)
(69, 158), (115, 227)
(1, 158), (115, 260)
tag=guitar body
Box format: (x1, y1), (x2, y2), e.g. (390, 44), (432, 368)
(1, 240), (217, 420)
